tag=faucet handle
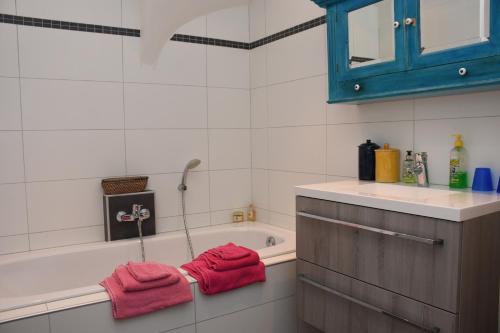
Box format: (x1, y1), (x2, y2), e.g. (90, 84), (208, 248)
(117, 211), (136, 222)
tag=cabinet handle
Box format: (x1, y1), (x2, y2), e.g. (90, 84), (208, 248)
(353, 83), (362, 92)
(297, 212), (444, 246)
(298, 274), (441, 333)
(393, 21), (400, 29)
(458, 67), (468, 76)
(405, 17), (416, 26)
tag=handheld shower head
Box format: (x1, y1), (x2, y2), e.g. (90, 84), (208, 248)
(178, 159), (201, 191)
(185, 159), (201, 171)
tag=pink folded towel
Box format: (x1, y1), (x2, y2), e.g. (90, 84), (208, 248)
(100, 265), (192, 320)
(198, 248), (260, 271)
(206, 242), (251, 260)
(127, 261), (172, 282)
(114, 265), (179, 292)
(181, 260), (266, 295)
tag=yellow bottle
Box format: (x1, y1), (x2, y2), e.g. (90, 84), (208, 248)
(375, 143), (401, 183)
(247, 204), (256, 222)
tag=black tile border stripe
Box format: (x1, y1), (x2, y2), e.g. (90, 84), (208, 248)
(171, 34), (250, 50)
(250, 15), (326, 49)
(0, 13), (141, 37)
(0, 13), (326, 50)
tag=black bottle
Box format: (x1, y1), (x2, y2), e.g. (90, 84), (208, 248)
(358, 140), (380, 181)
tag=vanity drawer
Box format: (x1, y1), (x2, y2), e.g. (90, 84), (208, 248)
(297, 259), (457, 333)
(296, 196), (461, 312)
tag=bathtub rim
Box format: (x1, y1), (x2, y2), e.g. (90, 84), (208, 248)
(0, 222), (296, 323)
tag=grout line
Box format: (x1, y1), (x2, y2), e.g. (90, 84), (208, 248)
(13, 16), (31, 249)
(204, 17), (213, 227)
(412, 99), (416, 152)
(0, 168), (254, 186)
(196, 295), (295, 324)
(121, 22), (128, 176)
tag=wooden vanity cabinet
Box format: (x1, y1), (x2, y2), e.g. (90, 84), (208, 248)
(296, 196), (500, 333)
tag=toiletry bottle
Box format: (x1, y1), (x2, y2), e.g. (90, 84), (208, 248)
(247, 204), (256, 222)
(415, 152), (430, 187)
(375, 144), (401, 183)
(358, 140), (380, 181)
(402, 151), (416, 184)
(449, 134), (468, 189)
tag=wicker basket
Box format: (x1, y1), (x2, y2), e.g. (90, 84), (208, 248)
(101, 176), (148, 195)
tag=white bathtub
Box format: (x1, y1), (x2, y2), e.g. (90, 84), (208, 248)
(0, 222), (295, 315)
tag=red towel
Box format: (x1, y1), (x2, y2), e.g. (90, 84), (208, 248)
(114, 265), (180, 292)
(198, 249), (260, 271)
(206, 242), (251, 260)
(100, 266), (192, 319)
(181, 260), (266, 295)
(127, 261), (172, 282)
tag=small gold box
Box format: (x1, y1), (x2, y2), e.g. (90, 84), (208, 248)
(232, 211), (245, 223)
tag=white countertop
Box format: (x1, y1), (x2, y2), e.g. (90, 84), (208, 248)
(295, 180), (500, 222)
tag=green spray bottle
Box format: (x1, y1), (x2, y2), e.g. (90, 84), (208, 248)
(449, 134), (468, 189)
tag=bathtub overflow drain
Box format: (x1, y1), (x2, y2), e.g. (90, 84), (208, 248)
(266, 236), (276, 247)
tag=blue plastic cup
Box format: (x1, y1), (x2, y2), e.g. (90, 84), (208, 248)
(472, 168), (494, 192)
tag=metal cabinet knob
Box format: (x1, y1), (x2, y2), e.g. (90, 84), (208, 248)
(393, 21), (400, 29)
(458, 67), (468, 76)
(354, 84), (362, 92)
(405, 18), (415, 26)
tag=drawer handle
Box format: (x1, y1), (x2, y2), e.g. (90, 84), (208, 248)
(297, 212), (444, 246)
(298, 274), (441, 333)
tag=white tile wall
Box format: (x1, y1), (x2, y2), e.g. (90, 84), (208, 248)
(0, 314), (50, 333)
(0, 4), (252, 254)
(208, 129), (251, 170)
(22, 79), (124, 130)
(209, 169), (251, 211)
(123, 40), (207, 86)
(207, 46), (250, 89)
(124, 83), (207, 129)
(23, 130), (125, 181)
(122, 0), (207, 35)
(266, 26), (327, 85)
(208, 88), (250, 129)
(0, 0), (16, 15)
(16, 0), (122, 26)
(125, 129), (208, 175)
(250, 88), (267, 129)
(250, 46), (267, 89)
(249, 0), (266, 41)
(268, 75), (326, 127)
(0, 77), (21, 130)
(207, 5), (249, 42)
(251, 128), (268, 169)
(265, 0), (324, 35)
(197, 297), (296, 333)
(268, 171), (325, 216)
(249, 0), (500, 232)
(18, 27), (123, 82)
(0, 183), (28, 236)
(0, 235), (29, 255)
(268, 126), (326, 174)
(0, 24), (19, 77)
(26, 179), (104, 232)
(0, 131), (25, 184)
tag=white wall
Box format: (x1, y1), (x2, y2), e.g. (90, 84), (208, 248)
(249, 0), (500, 231)
(0, 0), (252, 254)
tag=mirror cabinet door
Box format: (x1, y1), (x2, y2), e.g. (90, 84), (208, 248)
(348, 0), (396, 68)
(419, 0), (490, 54)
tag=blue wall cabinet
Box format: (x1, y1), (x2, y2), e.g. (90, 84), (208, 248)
(312, 0), (500, 103)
